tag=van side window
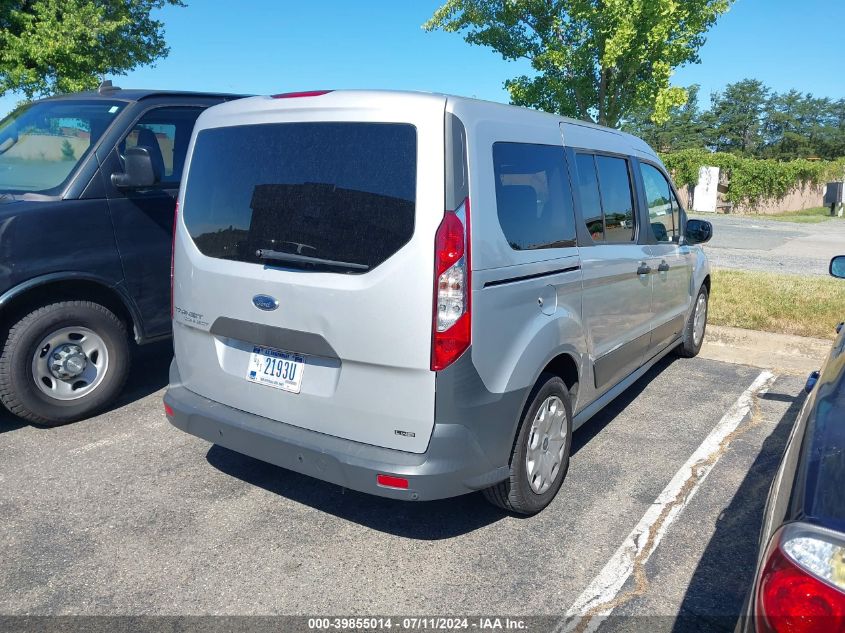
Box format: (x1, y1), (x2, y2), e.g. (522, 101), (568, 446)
(595, 156), (635, 243)
(575, 153), (604, 241)
(120, 106), (204, 185)
(492, 142), (576, 250)
(639, 163), (680, 243)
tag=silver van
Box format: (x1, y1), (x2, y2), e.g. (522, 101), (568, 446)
(164, 90), (713, 515)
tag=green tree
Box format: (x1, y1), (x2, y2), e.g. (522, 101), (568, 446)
(622, 85), (705, 152)
(706, 79), (769, 155)
(0, 0), (185, 99)
(424, 0), (734, 127)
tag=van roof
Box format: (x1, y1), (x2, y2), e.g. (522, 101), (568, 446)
(40, 87), (249, 103)
(200, 89), (659, 161)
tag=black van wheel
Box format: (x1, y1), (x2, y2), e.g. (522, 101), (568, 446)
(0, 301), (130, 425)
(483, 373), (573, 515)
(677, 285), (709, 358)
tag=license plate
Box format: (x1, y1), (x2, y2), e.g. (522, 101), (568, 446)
(245, 346), (304, 393)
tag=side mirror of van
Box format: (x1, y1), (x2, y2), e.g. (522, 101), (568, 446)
(685, 219), (713, 245)
(830, 256), (845, 279)
(111, 146), (157, 189)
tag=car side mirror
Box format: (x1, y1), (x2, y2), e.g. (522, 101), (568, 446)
(685, 219), (713, 245)
(830, 256), (845, 279)
(111, 146), (158, 188)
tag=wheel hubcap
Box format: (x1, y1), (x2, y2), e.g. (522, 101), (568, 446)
(525, 395), (568, 494)
(31, 327), (109, 401)
(693, 293), (707, 346)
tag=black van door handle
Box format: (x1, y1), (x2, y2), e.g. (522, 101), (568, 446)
(637, 263), (652, 276)
(658, 261), (670, 272)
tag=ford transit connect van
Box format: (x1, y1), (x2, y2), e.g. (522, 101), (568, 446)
(165, 90), (713, 515)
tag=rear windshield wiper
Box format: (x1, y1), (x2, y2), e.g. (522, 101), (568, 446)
(255, 249), (369, 271)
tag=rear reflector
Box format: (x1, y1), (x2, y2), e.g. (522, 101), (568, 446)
(271, 90), (332, 99)
(376, 474), (409, 490)
(164, 402), (174, 417)
(756, 523), (845, 632)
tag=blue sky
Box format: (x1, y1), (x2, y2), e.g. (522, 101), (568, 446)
(2, 0), (844, 118)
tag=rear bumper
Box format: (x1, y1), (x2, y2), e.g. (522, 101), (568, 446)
(165, 361), (509, 501)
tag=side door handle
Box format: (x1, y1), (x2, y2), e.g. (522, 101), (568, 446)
(637, 262), (652, 276)
(658, 260), (670, 273)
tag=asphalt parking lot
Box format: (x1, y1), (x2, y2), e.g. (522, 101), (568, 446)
(0, 343), (806, 631)
(694, 213), (845, 276)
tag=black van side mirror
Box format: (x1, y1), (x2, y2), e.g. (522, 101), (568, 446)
(685, 219), (713, 245)
(111, 146), (158, 188)
(830, 256), (845, 279)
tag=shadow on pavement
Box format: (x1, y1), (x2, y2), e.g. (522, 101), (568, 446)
(0, 409), (27, 433)
(111, 340), (173, 409)
(0, 339), (173, 433)
(206, 443), (508, 539)
(572, 354), (679, 455)
(671, 390), (805, 633)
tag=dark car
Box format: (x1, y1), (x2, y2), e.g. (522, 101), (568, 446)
(0, 83), (243, 425)
(740, 255), (845, 632)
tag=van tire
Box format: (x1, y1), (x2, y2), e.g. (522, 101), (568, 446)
(677, 285), (709, 358)
(483, 373), (572, 515)
(0, 301), (130, 426)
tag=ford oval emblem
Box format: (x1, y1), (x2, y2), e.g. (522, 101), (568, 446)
(252, 294), (279, 311)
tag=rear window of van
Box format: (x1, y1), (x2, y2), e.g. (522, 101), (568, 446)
(182, 122), (417, 272)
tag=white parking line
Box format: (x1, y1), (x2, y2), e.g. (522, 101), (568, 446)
(558, 370), (776, 633)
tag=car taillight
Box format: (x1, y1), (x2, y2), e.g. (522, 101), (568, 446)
(431, 198), (471, 371)
(170, 201), (178, 319)
(756, 523), (845, 633)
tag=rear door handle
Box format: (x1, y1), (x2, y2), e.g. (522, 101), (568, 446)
(637, 263), (652, 276)
(658, 261), (670, 272)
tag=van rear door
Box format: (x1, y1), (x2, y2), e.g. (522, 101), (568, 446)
(172, 93), (446, 454)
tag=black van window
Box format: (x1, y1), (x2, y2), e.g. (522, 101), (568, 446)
(182, 122), (417, 272)
(121, 106), (204, 185)
(575, 153), (604, 241)
(493, 142), (576, 250)
(595, 155), (636, 243)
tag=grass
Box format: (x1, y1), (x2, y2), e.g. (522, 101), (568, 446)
(735, 206), (844, 224)
(710, 268), (845, 340)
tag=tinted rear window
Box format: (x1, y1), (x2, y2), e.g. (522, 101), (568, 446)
(182, 122), (417, 272)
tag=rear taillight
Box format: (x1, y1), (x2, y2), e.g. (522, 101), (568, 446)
(271, 90), (332, 99)
(756, 523), (845, 633)
(431, 198), (471, 371)
(170, 201), (178, 319)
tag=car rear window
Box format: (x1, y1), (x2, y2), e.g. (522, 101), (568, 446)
(182, 122), (417, 272)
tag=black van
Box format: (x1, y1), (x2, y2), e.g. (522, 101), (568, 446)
(0, 83), (242, 425)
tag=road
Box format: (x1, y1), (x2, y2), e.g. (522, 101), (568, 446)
(0, 343), (806, 631)
(693, 214), (845, 275)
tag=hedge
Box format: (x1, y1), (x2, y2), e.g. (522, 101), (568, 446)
(659, 149), (845, 206)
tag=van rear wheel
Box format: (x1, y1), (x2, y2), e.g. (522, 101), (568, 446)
(0, 301), (130, 425)
(483, 373), (572, 515)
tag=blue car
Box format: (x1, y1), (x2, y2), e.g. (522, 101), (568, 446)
(741, 256), (845, 632)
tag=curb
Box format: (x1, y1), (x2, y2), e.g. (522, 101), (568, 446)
(699, 325), (832, 375)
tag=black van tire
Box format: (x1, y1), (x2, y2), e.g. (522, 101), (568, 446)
(0, 301), (130, 425)
(677, 285), (709, 358)
(483, 373), (573, 515)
